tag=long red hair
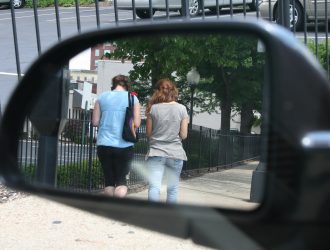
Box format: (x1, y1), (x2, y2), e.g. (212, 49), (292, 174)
(146, 79), (178, 114)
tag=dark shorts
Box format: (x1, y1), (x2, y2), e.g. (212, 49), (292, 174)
(97, 145), (133, 187)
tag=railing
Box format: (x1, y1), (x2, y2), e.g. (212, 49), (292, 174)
(5, 0), (329, 80)
(18, 110), (260, 191)
(8, 0), (327, 193)
(182, 125), (260, 172)
(2, 0), (329, 119)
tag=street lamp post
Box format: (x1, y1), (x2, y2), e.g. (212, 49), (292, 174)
(186, 67), (200, 130)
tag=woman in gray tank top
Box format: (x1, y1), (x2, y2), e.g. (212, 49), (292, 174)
(146, 79), (189, 203)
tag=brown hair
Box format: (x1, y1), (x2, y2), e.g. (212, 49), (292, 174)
(111, 74), (131, 91)
(146, 79), (178, 114)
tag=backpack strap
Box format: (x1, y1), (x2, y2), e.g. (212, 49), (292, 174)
(127, 92), (134, 108)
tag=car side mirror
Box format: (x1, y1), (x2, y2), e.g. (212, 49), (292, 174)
(1, 19), (330, 249)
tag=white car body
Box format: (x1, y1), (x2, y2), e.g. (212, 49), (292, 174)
(117, 0), (255, 13)
(0, 0), (25, 8)
(258, 0), (330, 22)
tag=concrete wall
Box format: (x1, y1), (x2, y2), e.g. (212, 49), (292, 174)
(193, 108), (260, 134)
(96, 60), (134, 95)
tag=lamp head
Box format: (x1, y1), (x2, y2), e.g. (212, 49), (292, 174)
(187, 67), (200, 86)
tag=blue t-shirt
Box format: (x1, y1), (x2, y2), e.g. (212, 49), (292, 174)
(96, 90), (139, 148)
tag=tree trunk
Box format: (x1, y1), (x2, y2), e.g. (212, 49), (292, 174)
(219, 69), (231, 135)
(151, 61), (161, 88)
(220, 99), (231, 134)
(240, 103), (254, 134)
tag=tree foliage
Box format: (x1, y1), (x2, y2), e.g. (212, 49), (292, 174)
(308, 40), (330, 75)
(109, 34), (265, 133)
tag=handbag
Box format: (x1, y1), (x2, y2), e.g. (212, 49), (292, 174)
(122, 92), (139, 143)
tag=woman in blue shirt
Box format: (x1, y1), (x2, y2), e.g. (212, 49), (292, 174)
(92, 75), (141, 198)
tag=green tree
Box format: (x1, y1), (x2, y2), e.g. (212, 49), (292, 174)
(110, 37), (194, 105)
(109, 34), (264, 133)
(185, 35), (264, 134)
(231, 46), (264, 134)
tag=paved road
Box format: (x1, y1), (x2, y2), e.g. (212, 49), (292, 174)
(1, 4), (326, 110)
(17, 139), (147, 166)
(18, 140), (98, 165)
(0, 5), (257, 108)
(0, 161), (258, 249)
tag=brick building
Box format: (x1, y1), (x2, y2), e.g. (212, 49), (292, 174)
(90, 43), (116, 70)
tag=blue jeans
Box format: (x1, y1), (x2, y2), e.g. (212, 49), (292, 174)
(147, 156), (183, 203)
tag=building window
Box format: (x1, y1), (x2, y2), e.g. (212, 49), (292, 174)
(95, 49), (100, 57)
(84, 77), (87, 81)
(92, 77), (94, 82)
(104, 50), (110, 57)
(77, 76), (80, 81)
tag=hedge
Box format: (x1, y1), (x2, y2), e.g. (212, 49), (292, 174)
(26, 0), (95, 8)
(20, 159), (104, 190)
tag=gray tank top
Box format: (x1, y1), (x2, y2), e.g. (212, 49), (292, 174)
(147, 102), (188, 161)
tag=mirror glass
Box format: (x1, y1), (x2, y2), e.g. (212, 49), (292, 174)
(18, 32), (267, 210)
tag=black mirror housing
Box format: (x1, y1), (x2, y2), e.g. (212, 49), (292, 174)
(1, 18), (330, 249)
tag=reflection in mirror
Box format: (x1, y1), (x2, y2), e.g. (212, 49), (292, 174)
(18, 33), (267, 210)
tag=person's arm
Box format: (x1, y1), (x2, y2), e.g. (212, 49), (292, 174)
(179, 117), (189, 140)
(133, 102), (141, 129)
(92, 101), (101, 127)
(146, 114), (153, 138)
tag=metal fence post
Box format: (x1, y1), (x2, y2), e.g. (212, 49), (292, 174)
(208, 128), (211, 170)
(10, 0), (21, 80)
(183, 132), (189, 171)
(181, 0), (189, 18)
(225, 135), (229, 166)
(198, 126), (202, 172)
(88, 113), (94, 191)
(238, 135), (244, 161)
(277, 0), (290, 29)
(217, 131), (221, 169)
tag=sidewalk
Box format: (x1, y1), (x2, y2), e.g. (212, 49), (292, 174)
(130, 160), (259, 210)
(0, 161), (259, 249)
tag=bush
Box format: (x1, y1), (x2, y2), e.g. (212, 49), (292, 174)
(307, 40), (330, 72)
(62, 119), (91, 144)
(20, 160), (104, 190)
(57, 159), (104, 190)
(19, 130), (39, 140)
(26, 0), (95, 8)
(21, 164), (36, 182)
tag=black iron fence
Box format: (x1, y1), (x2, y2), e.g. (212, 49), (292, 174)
(18, 109), (260, 191)
(6, 0), (330, 81)
(9, 0), (325, 192)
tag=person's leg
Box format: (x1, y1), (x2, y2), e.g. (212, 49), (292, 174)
(114, 185), (128, 198)
(113, 147), (133, 198)
(166, 158), (183, 203)
(104, 186), (115, 196)
(147, 157), (165, 202)
(97, 146), (115, 196)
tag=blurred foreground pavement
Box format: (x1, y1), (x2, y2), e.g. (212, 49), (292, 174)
(0, 161), (259, 249)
